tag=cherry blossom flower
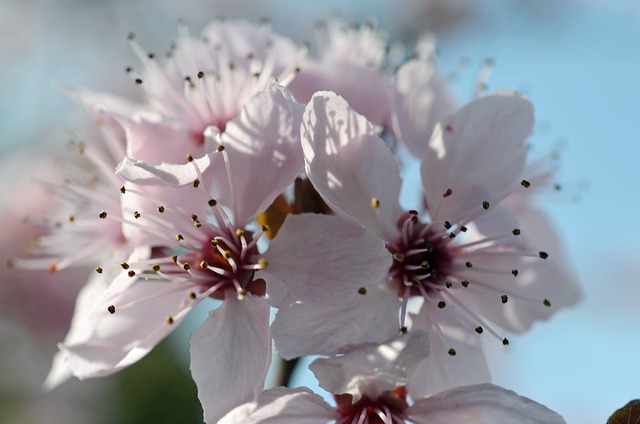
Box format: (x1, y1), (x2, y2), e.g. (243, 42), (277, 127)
(273, 90), (580, 395)
(219, 332), (565, 424)
(57, 81), (390, 423)
(288, 17), (392, 128)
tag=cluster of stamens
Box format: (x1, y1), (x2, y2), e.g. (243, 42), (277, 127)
(335, 387), (409, 424)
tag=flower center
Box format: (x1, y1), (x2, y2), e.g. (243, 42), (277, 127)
(335, 387), (409, 424)
(387, 211), (453, 296)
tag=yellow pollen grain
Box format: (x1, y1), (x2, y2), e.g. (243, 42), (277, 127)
(371, 197), (380, 208)
(258, 258), (268, 268)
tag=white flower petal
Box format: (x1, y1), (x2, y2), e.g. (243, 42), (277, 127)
(409, 302), (491, 398)
(219, 81), (305, 225)
(408, 383), (565, 424)
(190, 294), (271, 424)
(272, 285), (399, 359)
(422, 91), (533, 224)
(310, 331), (429, 401)
(262, 213), (391, 308)
(392, 58), (457, 159)
(302, 91), (404, 240)
(219, 387), (335, 424)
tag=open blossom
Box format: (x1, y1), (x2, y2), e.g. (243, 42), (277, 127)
(57, 81), (390, 423)
(219, 332), (565, 424)
(289, 17), (392, 128)
(272, 90), (579, 395)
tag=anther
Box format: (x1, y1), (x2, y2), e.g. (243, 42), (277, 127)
(152, 264), (161, 272)
(217, 145), (225, 152)
(211, 240), (218, 247)
(157, 205), (165, 213)
(501, 295), (508, 304)
(503, 338), (510, 346)
(261, 225), (269, 232)
(191, 214), (198, 222)
(189, 292), (197, 300)
(421, 261), (430, 269)
(235, 229), (244, 237)
(449, 233), (456, 239)
(120, 186), (126, 194)
(371, 197), (380, 208)
(186, 153), (194, 162)
(147, 53), (155, 59)
(135, 78), (143, 85)
(171, 255), (178, 263)
(176, 234), (184, 241)
(393, 253), (405, 261)
(475, 326), (484, 334)
(121, 262), (130, 270)
(166, 316), (174, 325)
(539, 251), (549, 259)
(95, 266), (103, 274)
(182, 263), (191, 271)
(193, 179), (200, 188)
(511, 269), (519, 277)
(5, 258), (14, 268)
(445, 281), (453, 288)
(193, 221), (201, 228)
(128, 270), (136, 277)
(437, 301), (446, 309)
(133, 211), (141, 219)
(448, 348), (456, 356)
(107, 305), (116, 314)
(358, 287), (367, 295)
(543, 299), (551, 307)
(99, 211), (107, 219)
(460, 225), (468, 232)
(208, 199), (217, 207)
(400, 326), (408, 334)
(258, 258), (268, 268)
(48, 263), (56, 273)
(444, 221), (452, 229)
(125, 67), (133, 73)
(461, 280), (469, 288)
(197, 71), (204, 78)
(465, 261), (473, 268)
(200, 261), (209, 269)
(443, 188), (453, 198)
(521, 180), (531, 188)
(512, 228), (521, 236)
(68, 215), (75, 223)
(482, 201), (490, 210)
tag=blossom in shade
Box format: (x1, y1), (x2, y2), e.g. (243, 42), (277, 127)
(288, 17), (392, 128)
(273, 90), (579, 395)
(219, 332), (565, 424)
(57, 81), (390, 423)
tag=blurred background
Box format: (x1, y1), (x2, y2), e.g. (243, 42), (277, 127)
(1, 0), (639, 422)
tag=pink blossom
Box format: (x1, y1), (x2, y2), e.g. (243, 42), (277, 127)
(219, 332), (565, 424)
(273, 90), (579, 394)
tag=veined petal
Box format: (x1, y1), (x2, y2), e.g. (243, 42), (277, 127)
(261, 213), (391, 308)
(392, 58), (457, 159)
(272, 285), (399, 359)
(408, 383), (565, 424)
(62, 247), (193, 379)
(190, 294), (271, 424)
(218, 81), (305, 225)
(422, 91), (533, 224)
(309, 331), (429, 401)
(219, 387), (336, 424)
(116, 154), (215, 187)
(301, 91), (404, 240)
(408, 301), (491, 398)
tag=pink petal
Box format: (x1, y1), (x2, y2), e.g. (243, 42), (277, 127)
(219, 387), (335, 424)
(115, 153), (215, 187)
(408, 383), (565, 424)
(261, 213), (391, 308)
(409, 302), (491, 398)
(391, 58), (457, 159)
(309, 331), (429, 401)
(421, 91), (533, 224)
(272, 285), (399, 359)
(218, 81), (305, 225)
(190, 294), (271, 424)
(302, 91), (404, 240)
(62, 247), (194, 378)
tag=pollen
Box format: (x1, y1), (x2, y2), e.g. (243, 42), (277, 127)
(176, 234), (184, 241)
(371, 197), (380, 208)
(235, 229), (244, 237)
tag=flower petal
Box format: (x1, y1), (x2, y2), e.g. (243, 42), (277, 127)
(272, 285), (399, 359)
(391, 58), (457, 159)
(302, 91), (404, 240)
(408, 301), (491, 398)
(217, 81), (305, 225)
(190, 294), (271, 424)
(61, 247), (194, 379)
(421, 91), (533, 224)
(261, 213), (391, 308)
(309, 331), (429, 401)
(219, 387), (335, 424)
(408, 383), (565, 424)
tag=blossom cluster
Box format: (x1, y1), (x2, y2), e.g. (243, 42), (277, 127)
(11, 17), (581, 423)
